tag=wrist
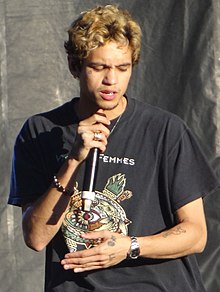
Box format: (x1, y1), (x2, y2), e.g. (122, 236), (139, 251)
(53, 175), (74, 197)
(53, 157), (81, 195)
(68, 141), (88, 164)
(67, 152), (83, 165)
(127, 236), (140, 259)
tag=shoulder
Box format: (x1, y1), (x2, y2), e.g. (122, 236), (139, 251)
(19, 98), (78, 139)
(126, 98), (194, 154)
(130, 97), (188, 132)
(31, 98), (77, 125)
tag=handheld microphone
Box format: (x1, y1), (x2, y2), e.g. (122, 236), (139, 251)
(81, 147), (100, 212)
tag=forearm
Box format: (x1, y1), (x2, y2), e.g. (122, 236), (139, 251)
(22, 111), (111, 251)
(138, 221), (207, 259)
(60, 199), (207, 273)
(60, 222), (206, 273)
(22, 158), (81, 251)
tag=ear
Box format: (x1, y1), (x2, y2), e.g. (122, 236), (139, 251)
(67, 55), (80, 79)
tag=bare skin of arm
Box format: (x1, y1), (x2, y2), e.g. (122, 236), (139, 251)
(60, 197), (207, 273)
(22, 110), (110, 251)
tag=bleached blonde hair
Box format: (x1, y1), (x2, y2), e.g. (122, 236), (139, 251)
(65, 5), (142, 75)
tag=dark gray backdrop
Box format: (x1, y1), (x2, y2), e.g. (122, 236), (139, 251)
(0, 1), (219, 291)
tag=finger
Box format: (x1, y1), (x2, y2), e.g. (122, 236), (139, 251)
(62, 253), (108, 265)
(73, 263), (107, 273)
(93, 132), (102, 141)
(64, 245), (100, 259)
(65, 253), (116, 272)
(80, 131), (107, 145)
(61, 254), (109, 271)
(79, 131), (108, 153)
(80, 112), (111, 127)
(79, 123), (110, 138)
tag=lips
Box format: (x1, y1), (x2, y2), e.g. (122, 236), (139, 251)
(99, 90), (117, 101)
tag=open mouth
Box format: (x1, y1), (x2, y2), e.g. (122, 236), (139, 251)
(100, 90), (117, 100)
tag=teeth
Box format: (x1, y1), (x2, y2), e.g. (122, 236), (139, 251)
(101, 90), (115, 96)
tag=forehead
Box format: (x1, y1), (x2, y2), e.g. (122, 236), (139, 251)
(85, 42), (132, 65)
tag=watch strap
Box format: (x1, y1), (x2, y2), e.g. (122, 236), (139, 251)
(127, 236), (140, 259)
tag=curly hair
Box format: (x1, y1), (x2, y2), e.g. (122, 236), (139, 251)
(64, 5), (142, 75)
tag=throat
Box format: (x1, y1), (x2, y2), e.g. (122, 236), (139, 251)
(103, 96), (127, 120)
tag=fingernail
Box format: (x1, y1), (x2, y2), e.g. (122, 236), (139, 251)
(74, 268), (82, 273)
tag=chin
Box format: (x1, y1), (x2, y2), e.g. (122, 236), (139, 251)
(99, 99), (120, 110)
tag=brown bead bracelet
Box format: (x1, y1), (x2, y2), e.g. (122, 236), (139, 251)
(53, 175), (73, 196)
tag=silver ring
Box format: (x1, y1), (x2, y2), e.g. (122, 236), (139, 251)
(93, 132), (102, 141)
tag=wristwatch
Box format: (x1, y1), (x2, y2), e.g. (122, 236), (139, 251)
(127, 236), (140, 259)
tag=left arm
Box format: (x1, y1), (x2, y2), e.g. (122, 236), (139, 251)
(61, 197), (207, 272)
(138, 197), (207, 259)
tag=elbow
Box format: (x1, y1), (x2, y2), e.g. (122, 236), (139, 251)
(24, 238), (45, 252)
(22, 214), (47, 252)
(195, 238), (207, 254)
(23, 229), (46, 252)
(193, 230), (207, 254)
(24, 236), (46, 252)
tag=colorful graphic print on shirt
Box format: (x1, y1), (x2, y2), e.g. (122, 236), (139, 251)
(62, 173), (132, 252)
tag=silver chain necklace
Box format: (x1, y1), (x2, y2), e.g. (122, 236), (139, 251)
(110, 114), (122, 135)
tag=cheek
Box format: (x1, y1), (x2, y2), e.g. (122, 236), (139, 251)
(86, 68), (93, 76)
(120, 73), (132, 88)
(86, 72), (102, 88)
(82, 76), (100, 94)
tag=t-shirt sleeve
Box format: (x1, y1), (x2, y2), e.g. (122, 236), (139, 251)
(8, 119), (50, 206)
(167, 124), (219, 211)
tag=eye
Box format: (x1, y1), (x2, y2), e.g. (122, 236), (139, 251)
(89, 64), (105, 71)
(117, 65), (130, 72)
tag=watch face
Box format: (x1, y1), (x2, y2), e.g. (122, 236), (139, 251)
(130, 249), (139, 259)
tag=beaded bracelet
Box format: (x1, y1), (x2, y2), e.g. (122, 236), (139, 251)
(53, 175), (73, 196)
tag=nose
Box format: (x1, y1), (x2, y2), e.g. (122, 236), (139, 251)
(103, 68), (117, 85)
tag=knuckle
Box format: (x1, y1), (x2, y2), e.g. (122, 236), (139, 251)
(78, 121), (86, 128)
(97, 248), (107, 258)
(75, 258), (82, 265)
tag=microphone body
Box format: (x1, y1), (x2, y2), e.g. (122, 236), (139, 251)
(82, 148), (100, 211)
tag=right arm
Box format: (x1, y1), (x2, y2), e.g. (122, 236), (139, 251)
(22, 110), (110, 251)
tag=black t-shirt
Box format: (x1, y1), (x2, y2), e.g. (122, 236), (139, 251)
(8, 97), (219, 291)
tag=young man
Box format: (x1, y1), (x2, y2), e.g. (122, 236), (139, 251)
(8, 4), (219, 292)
